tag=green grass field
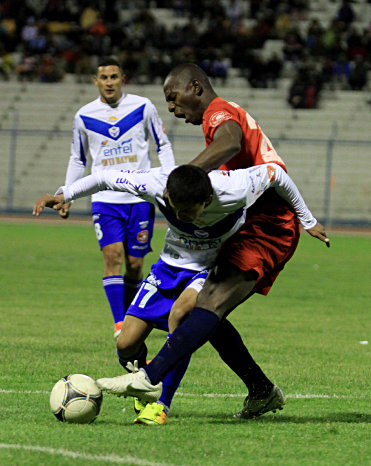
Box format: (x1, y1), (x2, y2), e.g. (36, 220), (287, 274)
(0, 219), (370, 465)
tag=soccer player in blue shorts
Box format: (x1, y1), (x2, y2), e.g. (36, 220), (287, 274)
(117, 260), (208, 424)
(34, 163), (329, 424)
(59, 57), (174, 337)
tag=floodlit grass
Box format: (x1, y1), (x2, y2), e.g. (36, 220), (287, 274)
(0, 219), (370, 465)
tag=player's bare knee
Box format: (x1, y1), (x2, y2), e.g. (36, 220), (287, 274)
(103, 248), (124, 272)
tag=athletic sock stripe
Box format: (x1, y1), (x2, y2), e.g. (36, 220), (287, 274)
(103, 278), (124, 286)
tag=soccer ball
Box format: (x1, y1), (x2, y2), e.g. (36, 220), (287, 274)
(50, 374), (103, 424)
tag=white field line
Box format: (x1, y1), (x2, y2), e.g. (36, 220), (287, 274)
(0, 388), (368, 399)
(0, 443), (170, 466)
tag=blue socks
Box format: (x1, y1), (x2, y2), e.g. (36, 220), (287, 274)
(159, 334), (192, 409)
(145, 307), (220, 385)
(103, 275), (124, 324)
(103, 275), (142, 324)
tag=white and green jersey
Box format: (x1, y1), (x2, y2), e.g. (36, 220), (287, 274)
(65, 92), (174, 204)
(59, 163), (317, 270)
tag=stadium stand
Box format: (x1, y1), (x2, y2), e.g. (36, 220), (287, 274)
(0, 0), (370, 226)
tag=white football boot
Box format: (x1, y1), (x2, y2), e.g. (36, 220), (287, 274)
(97, 369), (162, 403)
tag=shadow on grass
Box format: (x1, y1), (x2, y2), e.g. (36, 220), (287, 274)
(188, 412), (371, 425)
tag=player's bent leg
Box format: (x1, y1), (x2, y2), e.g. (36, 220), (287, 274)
(96, 315), (162, 402)
(196, 262), (258, 318)
(142, 265), (254, 386)
(234, 385), (286, 419)
(116, 315), (153, 368)
(169, 287), (199, 333)
(117, 316), (153, 409)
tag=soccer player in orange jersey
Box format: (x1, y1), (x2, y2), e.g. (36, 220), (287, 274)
(159, 63), (313, 418)
(162, 63), (328, 418)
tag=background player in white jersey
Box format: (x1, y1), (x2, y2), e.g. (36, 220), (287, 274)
(60, 58), (175, 338)
(34, 163), (329, 424)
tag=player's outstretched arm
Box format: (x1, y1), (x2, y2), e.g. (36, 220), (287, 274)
(33, 194), (66, 216)
(306, 222), (330, 247)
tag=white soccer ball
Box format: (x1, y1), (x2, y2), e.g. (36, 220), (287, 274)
(50, 374), (103, 424)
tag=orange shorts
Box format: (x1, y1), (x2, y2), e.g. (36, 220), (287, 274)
(218, 213), (300, 295)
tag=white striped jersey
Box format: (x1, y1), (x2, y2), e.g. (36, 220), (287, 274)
(65, 92), (175, 204)
(60, 163), (317, 271)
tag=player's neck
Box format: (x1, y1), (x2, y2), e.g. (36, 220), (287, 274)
(203, 91), (219, 110)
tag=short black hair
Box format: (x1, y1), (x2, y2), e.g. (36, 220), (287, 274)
(97, 57), (122, 71)
(166, 165), (212, 205)
(166, 63), (213, 90)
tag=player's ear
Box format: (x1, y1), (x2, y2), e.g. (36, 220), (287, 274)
(191, 79), (203, 96)
(163, 188), (170, 202)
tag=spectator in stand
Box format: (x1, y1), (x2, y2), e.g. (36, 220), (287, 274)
(0, 0), (368, 93)
(226, 0), (244, 29)
(247, 54), (267, 88)
(15, 50), (38, 81)
(333, 53), (352, 89)
(346, 26), (368, 61)
(265, 53), (283, 88)
(21, 16), (38, 45)
(322, 19), (344, 60)
(348, 55), (368, 90)
(38, 53), (64, 83)
(337, 0), (355, 30)
(0, 46), (13, 80)
(306, 18), (325, 57)
(283, 28), (305, 63)
(80, 4), (100, 31)
(288, 75), (307, 108)
(288, 66), (321, 109)
(274, 4), (293, 39)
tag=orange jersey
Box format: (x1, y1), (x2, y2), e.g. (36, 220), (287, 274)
(203, 97), (300, 295)
(203, 97), (295, 222)
(203, 97), (286, 170)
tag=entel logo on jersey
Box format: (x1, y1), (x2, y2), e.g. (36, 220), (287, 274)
(103, 138), (133, 157)
(209, 111), (232, 127)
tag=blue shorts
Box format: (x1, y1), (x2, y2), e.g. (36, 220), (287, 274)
(126, 259), (209, 331)
(91, 202), (155, 256)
